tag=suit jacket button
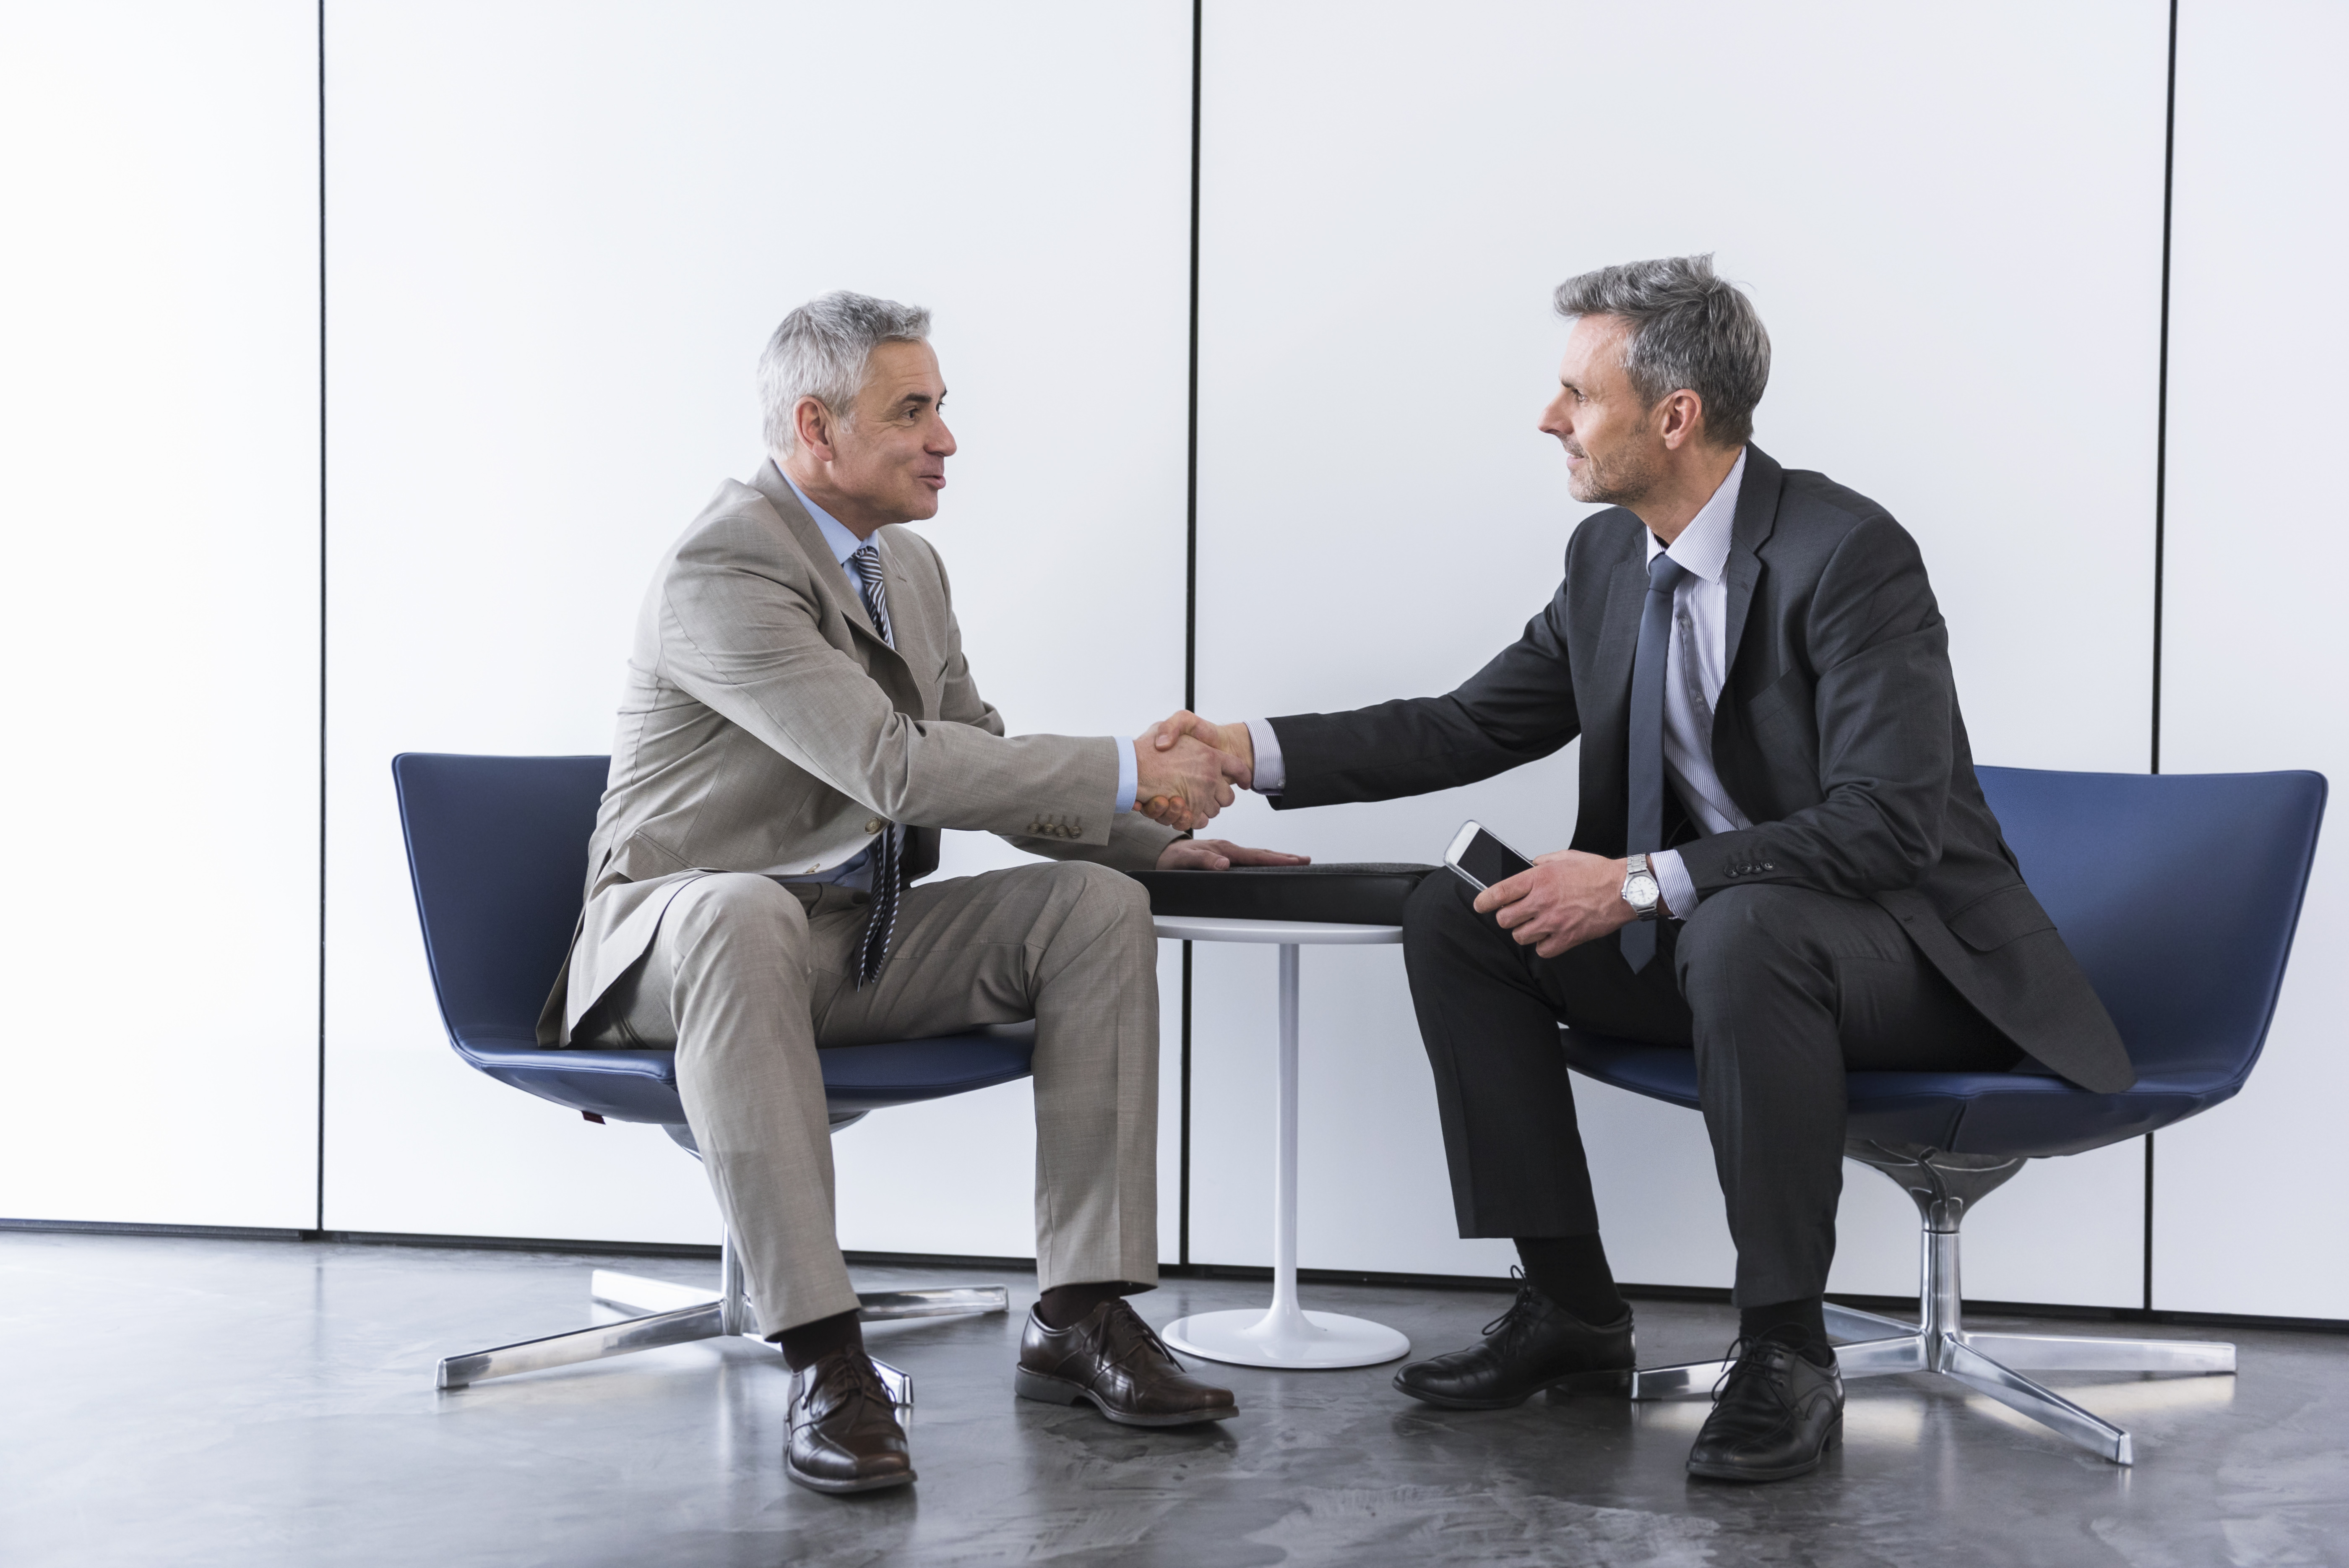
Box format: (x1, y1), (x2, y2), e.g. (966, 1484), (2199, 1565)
(864, 818), (883, 834)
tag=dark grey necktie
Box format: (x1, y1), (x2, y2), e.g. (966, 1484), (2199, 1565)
(849, 544), (899, 986)
(1622, 550), (1690, 972)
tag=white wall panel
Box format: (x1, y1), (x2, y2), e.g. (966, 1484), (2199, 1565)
(1191, 0), (2168, 1303)
(324, 2), (1195, 1255)
(0, 3), (320, 1227)
(2152, 0), (2349, 1319)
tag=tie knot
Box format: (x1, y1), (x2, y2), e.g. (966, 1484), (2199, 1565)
(850, 544), (882, 583)
(1648, 551), (1690, 594)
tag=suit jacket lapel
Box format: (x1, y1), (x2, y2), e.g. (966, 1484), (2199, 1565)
(1720, 444), (1785, 680)
(1591, 549), (1651, 732)
(869, 525), (940, 718)
(748, 460), (899, 658)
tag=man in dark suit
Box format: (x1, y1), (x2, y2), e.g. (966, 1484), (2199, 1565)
(1149, 254), (2133, 1482)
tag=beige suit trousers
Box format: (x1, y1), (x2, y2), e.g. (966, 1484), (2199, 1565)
(576, 860), (1161, 1334)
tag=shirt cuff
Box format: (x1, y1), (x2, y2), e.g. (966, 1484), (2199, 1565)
(1245, 717), (1286, 795)
(1651, 849), (1698, 920)
(1113, 735), (1138, 814)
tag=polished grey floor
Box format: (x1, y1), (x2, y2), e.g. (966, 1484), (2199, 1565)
(4, 1231), (2344, 1567)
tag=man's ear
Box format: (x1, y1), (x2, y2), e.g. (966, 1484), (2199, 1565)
(793, 396), (838, 463)
(1657, 389), (1706, 451)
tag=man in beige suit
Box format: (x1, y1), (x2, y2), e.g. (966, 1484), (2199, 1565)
(545, 291), (1294, 1495)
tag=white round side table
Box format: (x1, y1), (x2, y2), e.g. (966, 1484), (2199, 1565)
(1150, 914), (1412, 1370)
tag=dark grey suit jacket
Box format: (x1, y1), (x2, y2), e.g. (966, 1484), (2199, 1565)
(1266, 445), (2135, 1094)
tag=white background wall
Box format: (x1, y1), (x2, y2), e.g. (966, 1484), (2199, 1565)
(320, 0), (1196, 1256)
(2152, 0), (2349, 1319)
(0, 1), (321, 1228)
(1188, 0), (2169, 1307)
(5, 0), (2340, 1326)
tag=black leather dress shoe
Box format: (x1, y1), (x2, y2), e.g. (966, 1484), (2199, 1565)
(1685, 1334), (1844, 1482)
(786, 1349), (915, 1494)
(1392, 1276), (1635, 1409)
(1016, 1299), (1239, 1426)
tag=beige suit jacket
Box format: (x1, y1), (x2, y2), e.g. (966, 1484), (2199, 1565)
(539, 460), (1180, 1044)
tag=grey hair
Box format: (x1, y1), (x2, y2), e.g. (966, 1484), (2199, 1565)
(1552, 255), (1769, 447)
(759, 290), (933, 453)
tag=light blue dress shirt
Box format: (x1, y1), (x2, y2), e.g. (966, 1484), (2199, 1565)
(774, 472), (1137, 891)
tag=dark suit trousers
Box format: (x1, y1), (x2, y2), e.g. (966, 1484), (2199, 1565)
(1401, 871), (2017, 1306)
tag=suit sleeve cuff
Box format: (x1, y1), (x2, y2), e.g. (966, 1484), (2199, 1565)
(1113, 736), (1138, 814)
(1246, 717), (1286, 796)
(1651, 848), (1698, 919)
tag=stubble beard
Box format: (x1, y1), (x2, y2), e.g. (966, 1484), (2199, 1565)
(1566, 440), (1661, 508)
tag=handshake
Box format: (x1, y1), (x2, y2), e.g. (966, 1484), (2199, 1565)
(1130, 711), (1257, 831)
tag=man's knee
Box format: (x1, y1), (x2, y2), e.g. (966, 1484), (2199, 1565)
(1042, 860), (1155, 945)
(1402, 863), (1482, 958)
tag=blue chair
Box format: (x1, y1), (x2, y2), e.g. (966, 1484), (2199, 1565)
(394, 752), (1037, 1394)
(1565, 767), (2327, 1465)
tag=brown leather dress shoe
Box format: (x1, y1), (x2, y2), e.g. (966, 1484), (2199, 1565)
(1016, 1298), (1239, 1427)
(786, 1348), (915, 1494)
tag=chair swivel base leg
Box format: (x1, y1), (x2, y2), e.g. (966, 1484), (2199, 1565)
(1628, 1328), (2156, 1464)
(1616, 1159), (2236, 1464)
(591, 1269), (1009, 1324)
(437, 1299), (729, 1390)
(433, 1261), (1012, 1396)
(435, 1298), (914, 1406)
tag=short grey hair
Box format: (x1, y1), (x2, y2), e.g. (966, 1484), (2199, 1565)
(1552, 255), (1769, 447)
(759, 290), (933, 453)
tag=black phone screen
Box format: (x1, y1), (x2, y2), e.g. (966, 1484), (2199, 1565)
(1454, 829), (1534, 889)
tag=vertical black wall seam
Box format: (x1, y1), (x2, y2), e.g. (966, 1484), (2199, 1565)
(314, 0), (329, 1237)
(1177, 0), (1203, 1268)
(2144, 0), (2181, 1314)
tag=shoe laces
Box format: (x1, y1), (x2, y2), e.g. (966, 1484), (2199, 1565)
(1096, 1298), (1187, 1375)
(803, 1349), (894, 1420)
(1710, 1332), (1805, 1412)
(1479, 1268), (1548, 1344)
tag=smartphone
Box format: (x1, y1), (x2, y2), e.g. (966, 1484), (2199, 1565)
(1444, 820), (1535, 892)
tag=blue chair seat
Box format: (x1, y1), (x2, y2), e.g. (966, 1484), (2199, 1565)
(393, 751), (1044, 1127)
(449, 1023), (1038, 1122)
(1560, 1033), (2235, 1159)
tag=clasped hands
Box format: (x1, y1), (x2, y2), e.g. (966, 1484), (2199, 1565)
(1145, 709), (1639, 951)
(1130, 710), (1307, 873)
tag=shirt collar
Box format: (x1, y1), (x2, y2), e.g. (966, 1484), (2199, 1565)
(1641, 445), (1747, 584)
(779, 467), (871, 570)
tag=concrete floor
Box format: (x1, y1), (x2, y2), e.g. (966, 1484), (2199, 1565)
(3, 1232), (2343, 1567)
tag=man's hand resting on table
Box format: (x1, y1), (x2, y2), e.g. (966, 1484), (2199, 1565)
(1155, 839), (1311, 871)
(1475, 850), (1647, 960)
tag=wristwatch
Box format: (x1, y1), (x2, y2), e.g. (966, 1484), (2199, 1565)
(1621, 853), (1664, 922)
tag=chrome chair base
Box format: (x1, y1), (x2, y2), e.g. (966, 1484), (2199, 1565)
(434, 1229), (1010, 1400)
(1626, 1142), (2234, 1466)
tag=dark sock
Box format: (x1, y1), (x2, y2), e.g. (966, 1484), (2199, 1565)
(1739, 1297), (1833, 1366)
(1036, 1281), (1130, 1331)
(1513, 1235), (1629, 1325)
(775, 1308), (864, 1372)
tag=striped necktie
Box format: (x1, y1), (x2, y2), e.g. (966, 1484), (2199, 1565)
(849, 543), (900, 985)
(1622, 549), (1690, 972)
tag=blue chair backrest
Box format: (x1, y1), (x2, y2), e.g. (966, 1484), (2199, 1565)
(393, 753), (610, 1049)
(1977, 766), (2325, 1085)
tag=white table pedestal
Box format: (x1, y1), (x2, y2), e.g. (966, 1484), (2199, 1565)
(1151, 917), (1412, 1370)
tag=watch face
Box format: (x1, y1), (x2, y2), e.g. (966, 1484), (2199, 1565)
(1627, 873), (1658, 902)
